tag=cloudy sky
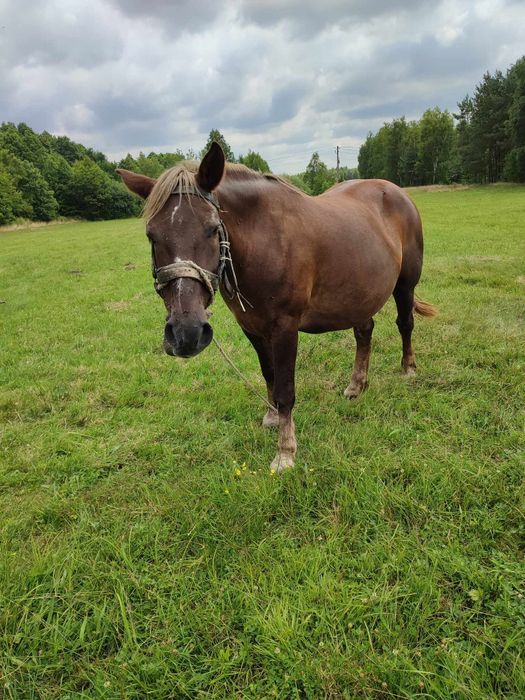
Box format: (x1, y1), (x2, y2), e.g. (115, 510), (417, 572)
(1, 0), (524, 173)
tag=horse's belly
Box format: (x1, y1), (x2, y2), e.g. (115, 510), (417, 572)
(299, 262), (399, 332)
(299, 300), (388, 333)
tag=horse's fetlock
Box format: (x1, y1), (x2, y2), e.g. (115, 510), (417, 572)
(344, 378), (369, 399)
(270, 451), (295, 473)
(262, 408), (279, 428)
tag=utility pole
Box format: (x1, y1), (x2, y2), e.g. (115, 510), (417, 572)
(335, 145), (340, 180)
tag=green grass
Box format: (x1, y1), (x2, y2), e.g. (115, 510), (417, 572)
(1, 185), (524, 699)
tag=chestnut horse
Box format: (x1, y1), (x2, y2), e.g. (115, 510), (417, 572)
(118, 142), (435, 471)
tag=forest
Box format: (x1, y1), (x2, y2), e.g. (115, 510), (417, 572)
(358, 55), (525, 186)
(0, 55), (523, 225)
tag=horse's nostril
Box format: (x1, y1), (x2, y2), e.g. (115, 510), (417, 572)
(201, 322), (213, 347)
(164, 322), (176, 345)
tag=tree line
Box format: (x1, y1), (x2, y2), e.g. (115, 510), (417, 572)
(0, 126), (275, 225)
(0, 123), (145, 224)
(358, 55), (525, 185)
(201, 130), (359, 194)
(3, 53), (521, 225)
(0, 124), (355, 224)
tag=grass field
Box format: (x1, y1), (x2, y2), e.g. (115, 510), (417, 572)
(1, 185), (524, 699)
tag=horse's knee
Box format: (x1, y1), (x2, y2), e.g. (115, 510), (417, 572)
(355, 318), (374, 341)
(273, 394), (295, 415)
(272, 381), (295, 415)
(396, 315), (414, 333)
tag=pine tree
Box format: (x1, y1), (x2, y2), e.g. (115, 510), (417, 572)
(470, 71), (512, 182)
(201, 130), (235, 162)
(504, 56), (525, 181)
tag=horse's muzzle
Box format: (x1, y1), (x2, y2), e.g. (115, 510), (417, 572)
(163, 319), (213, 358)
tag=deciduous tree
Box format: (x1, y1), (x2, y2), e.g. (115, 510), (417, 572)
(304, 152), (335, 195)
(238, 150), (270, 172)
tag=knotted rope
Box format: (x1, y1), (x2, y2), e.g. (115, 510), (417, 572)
(154, 260), (218, 305)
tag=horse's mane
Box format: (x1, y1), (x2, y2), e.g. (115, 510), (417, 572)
(143, 161), (306, 223)
(227, 165), (307, 196)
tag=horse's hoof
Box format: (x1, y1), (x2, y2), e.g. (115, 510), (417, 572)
(270, 452), (294, 473)
(262, 409), (279, 428)
(344, 380), (368, 399)
(402, 366), (416, 377)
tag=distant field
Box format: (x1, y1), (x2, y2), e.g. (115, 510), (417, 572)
(1, 185), (524, 699)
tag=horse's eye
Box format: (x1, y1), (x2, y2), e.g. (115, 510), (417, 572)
(206, 225), (220, 237)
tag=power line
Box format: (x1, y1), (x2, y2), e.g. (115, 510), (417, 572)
(269, 149), (359, 163)
(266, 143), (363, 172)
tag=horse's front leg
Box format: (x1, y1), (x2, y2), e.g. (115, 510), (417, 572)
(270, 325), (298, 472)
(242, 330), (278, 427)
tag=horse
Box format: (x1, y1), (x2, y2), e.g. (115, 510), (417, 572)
(117, 142), (436, 472)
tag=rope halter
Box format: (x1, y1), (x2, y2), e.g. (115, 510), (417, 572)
(154, 260), (218, 302)
(150, 186), (252, 311)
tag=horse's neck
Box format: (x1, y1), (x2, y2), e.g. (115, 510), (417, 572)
(216, 180), (266, 252)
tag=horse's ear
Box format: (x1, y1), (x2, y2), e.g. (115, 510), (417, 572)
(197, 142), (225, 192)
(116, 169), (156, 199)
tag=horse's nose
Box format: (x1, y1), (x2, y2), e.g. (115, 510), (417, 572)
(164, 319), (213, 357)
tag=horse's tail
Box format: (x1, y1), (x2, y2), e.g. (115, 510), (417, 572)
(414, 297), (437, 318)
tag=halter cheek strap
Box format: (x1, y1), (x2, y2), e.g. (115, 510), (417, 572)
(150, 186), (252, 311)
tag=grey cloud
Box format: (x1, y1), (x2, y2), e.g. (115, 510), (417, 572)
(271, 82), (310, 122)
(103, 120), (174, 152)
(342, 99), (436, 121)
(236, 0), (436, 37)
(106, 0), (225, 35)
(89, 94), (166, 131)
(382, 35), (498, 83)
(1, 1), (123, 68)
(313, 12), (516, 136)
(223, 81), (311, 132)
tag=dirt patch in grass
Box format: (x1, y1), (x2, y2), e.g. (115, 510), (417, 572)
(105, 300), (131, 312)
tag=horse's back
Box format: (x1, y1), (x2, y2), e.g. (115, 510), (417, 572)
(322, 178), (424, 283)
(323, 179), (420, 228)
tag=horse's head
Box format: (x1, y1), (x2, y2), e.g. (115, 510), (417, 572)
(118, 143), (225, 358)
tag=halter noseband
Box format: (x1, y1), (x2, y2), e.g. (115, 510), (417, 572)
(151, 186), (250, 311)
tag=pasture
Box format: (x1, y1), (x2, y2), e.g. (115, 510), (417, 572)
(1, 185), (524, 698)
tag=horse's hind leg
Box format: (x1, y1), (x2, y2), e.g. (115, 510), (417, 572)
(393, 281), (416, 376)
(243, 330), (279, 427)
(344, 318), (374, 399)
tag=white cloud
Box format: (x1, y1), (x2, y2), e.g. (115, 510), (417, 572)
(0, 0), (523, 172)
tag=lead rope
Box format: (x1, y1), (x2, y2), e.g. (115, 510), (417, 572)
(212, 336), (275, 412)
(218, 237), (253, 312)
(213, 336), (287, 472)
